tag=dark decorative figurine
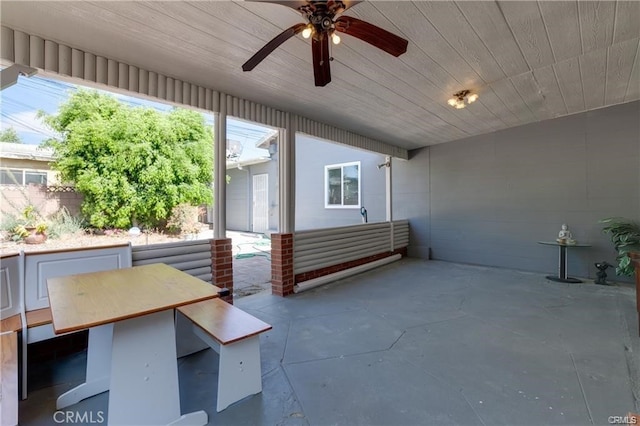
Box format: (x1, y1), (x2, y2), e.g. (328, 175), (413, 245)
(594, 261), (613, 285)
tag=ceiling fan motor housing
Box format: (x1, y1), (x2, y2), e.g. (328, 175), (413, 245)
(307, 6), (335, 39)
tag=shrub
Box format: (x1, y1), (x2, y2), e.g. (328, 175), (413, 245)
(167, 204), (202, 235)
(47, 207), (87, 239)
(41, 90), (214, 229)
(0, 213), (21, 235)
(11, 224), (30, 241)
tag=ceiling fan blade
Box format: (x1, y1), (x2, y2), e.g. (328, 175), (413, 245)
(335, 16), (408, 57)
(311, 35), (331, 87)
(242, 23), (307, 71)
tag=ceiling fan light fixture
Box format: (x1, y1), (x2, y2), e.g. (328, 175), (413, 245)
(331, 33), (341, 45)
(302, 26), (313, 39)
(448, 89), (478, 109)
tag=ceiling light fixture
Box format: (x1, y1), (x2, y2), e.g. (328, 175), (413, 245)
(302, 25), (313, 39)
(447, 90), (479, 109)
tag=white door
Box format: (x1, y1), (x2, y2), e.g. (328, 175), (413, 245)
(252, 174), (268, 233)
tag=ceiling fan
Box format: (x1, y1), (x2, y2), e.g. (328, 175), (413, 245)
(242, 0), (409, 87)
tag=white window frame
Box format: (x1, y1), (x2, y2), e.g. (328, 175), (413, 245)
(0, 168), (48, 186)
(324, 161), (361, 209)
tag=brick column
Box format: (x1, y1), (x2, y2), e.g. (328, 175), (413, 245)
(271, 233), (294, 297)
(211, 238), (233, 304)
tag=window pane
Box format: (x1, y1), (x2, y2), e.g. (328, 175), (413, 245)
(327, 167), (342, 205)
(25, 172), (47, 185)
(0, 169), (23, 185)
(342, 165), (359, 206)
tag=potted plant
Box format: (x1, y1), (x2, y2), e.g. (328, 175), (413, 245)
(12, 205), (48, 244)
(599, 217), (640, 277)
(24, 222), (48, 244)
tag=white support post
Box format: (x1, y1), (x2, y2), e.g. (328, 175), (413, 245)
(385, 156), (392, 222)
(385, 156), (393, 251)
(213, 95), (227, 239)
(278, 114), (295, 234)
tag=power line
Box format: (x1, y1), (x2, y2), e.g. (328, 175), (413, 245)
(2, 76), (276, 144)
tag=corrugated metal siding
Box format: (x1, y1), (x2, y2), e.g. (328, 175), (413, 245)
(296, 116), (409, 159)
(132, 239), (212, 283)
(224, 94), (288, 129)
(2, 25), (408, 160)
(293, 220), (409, 274)
(1, 26), (221, 113)
(393, 220), (410, 249)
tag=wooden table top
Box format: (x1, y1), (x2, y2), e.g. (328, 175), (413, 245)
(47, 263), (220, 334)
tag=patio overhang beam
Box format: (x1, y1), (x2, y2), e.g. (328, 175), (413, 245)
(0, 63), (37, 90)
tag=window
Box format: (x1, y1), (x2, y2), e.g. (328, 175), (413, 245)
(0, 169), (47, 185)
(1, 169), (23, 185)
(25, 171), (47, 185)
(324, 161), (360, 208)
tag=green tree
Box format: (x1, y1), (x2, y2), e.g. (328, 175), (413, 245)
(0, 127), (22, 143)
(42, 89), (213, 229)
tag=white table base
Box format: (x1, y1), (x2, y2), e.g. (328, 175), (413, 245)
(109, 309), (207, 426)
(57, 324), (112, 409)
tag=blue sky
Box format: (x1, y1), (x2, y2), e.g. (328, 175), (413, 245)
(0, 75), (274, 158)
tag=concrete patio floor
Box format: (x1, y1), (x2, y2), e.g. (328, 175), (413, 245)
(19, 258), (639, 425)
(228, 230), (272, 298)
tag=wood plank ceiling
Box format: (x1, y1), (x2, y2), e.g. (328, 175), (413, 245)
(1, 1), (638, 150)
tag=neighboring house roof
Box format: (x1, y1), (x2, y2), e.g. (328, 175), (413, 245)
(226, 129), (278, 170)
(0, 135), (280, 170)
(0, 142), (54, 162)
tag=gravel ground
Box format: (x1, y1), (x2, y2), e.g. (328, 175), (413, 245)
(0, 227), (272, 257)
(0, 228), (201, 255)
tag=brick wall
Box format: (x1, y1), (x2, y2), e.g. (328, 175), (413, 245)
(211, 238), (234, 304)
(271, 233), (294, 296)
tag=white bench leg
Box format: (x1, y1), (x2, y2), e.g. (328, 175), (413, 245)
(167, 411), (208, 426)
(190, 325), (265, 412)
(217, 337), (263, 412)
(175, 311), (209, 358)
(56, 324), (112, 409)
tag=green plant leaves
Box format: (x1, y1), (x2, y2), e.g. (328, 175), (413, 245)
(41, 89), (214, 229)
(599, 217), (640, 277)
